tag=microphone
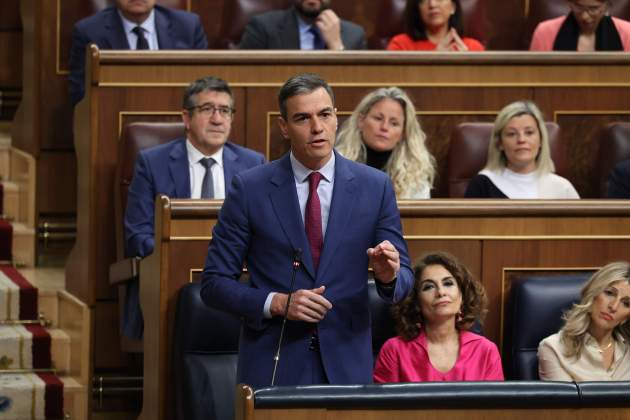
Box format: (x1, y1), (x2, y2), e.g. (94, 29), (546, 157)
(271, 248), (302, 386)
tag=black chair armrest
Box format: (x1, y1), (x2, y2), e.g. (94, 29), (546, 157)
(253, 381), (579, 409)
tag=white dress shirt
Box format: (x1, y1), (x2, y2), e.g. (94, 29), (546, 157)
(290, 151), (335, 238)
(538, 331), (630, 381)
(297, 15), (318, 50)
(186, 140), (225, 199)
(118, 8), (159, 50)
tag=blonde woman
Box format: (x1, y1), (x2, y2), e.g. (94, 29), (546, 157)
(336, 87), (435, 199)
(538, 262), (630, 381)
(464, 100), (579, 199)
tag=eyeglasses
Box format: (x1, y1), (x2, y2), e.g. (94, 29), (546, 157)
(569, 1), (607, 16)
(187, 103), (234, 118)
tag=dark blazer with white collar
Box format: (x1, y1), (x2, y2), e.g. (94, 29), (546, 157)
(239, 6), (366, 50)
(121, 138), (264, 339)
(68, 5), (208, 105)
(200, 152), (413, 388)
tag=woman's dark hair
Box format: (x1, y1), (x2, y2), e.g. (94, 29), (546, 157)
(393, 251), (487, 341)
(404, 0), (464, 41)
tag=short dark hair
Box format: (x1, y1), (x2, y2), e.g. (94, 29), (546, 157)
(278, 73), (335, 119)
(183, 76), (234, 110)
(404, 0), (464, 41)
(393, 251), (487, 341)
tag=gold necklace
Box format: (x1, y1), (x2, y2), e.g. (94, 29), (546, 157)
(597, 340), (614, 353)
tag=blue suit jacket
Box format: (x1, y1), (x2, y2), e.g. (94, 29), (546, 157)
(201, 152), (413, 388)
(122, 138), (265, 338)
(68, 5), (208, 105)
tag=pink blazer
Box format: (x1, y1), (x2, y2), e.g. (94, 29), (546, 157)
(530, 16), (630, 51)
(373, 330), (504, 383)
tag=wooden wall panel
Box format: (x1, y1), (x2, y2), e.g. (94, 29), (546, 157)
(0, 0), (22, 121)
(482, 239), (630, 347)
(66, 51), (630, 309)
(37, 152), (77, 214)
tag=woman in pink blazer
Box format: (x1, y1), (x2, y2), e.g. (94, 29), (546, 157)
(530, 0), (630, 51)
(374, 252), (504, 383)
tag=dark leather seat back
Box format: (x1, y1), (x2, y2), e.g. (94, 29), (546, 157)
(446, 121), (564, 197)
(173, 282), (241, 420)
(115, 122), (185, 258)
(368, 280), (396, 356)
(368, 0), (486, 49)
(217, 0), (291, 49)
(367, 0), (407, 49)
(595, 122), (630, 197)
(503, 272), (591, 380)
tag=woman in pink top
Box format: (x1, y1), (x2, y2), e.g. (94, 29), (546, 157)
(373, 252), (503, 382)
(387, 0), (484, 51)
(530, 0), (630, 51)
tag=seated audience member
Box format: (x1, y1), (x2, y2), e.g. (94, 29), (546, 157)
(239, 0), (366, 50)
(608, 159), (630, 198)
(538, 262), (630, 381)
(530, 0), (630, 51)
(69, 0), (208, 105)
(464, 101), (579, 199)
(122, 76), (265, 339)
(374, 252), (504, 382)
(387, 0), (484, 51)
(336, 87), (435, 198)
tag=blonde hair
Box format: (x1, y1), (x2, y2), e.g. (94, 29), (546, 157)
(560, 262), (630, 358)
(336, 87), (435, 198)
(484, 101), (555, 174)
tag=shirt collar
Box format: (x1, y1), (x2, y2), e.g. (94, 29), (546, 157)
(290, 152), (335, 184)
(186, 139), (224, 168)
(296, 14), (314, 37)
(118, 7), (156, 37)
(417, 328), (479, 350)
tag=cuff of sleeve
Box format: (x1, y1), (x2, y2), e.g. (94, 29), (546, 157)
(263, 292), (276, 319)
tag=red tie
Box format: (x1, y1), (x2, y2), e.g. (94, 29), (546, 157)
(305, 172), (323, 270)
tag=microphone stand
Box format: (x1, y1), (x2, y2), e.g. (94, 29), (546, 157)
(271, 249), (302, 386)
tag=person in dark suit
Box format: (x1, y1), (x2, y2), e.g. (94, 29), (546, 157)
(201, 73), (413, 388)
(239, 0), (366, 50)
(608, 159), (630, 198)
(68, 0), (208, 105)
(123, 76), (265, 339)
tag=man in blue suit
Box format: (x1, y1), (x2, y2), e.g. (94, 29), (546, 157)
(201, 73), (413, 388)
(69, 0), (208, 105)
(123, 76), (265, 338)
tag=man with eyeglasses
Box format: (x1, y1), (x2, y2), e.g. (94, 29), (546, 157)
(122, 76), (265, 339)
(530, 0), (630, 51)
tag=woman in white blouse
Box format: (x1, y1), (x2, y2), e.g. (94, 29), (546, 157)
(336, 87), (435, 199)
(465, 100), (579, 199)
(538, 262), (630, 381)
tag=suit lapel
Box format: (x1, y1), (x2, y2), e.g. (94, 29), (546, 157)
(105, 7), (131, 49)
(154, 6), (174, 49)
(269, 155), (315, 279)
(222, 144), (238, 189)
(169, 139), (191, 198)
(317, 154), (356, 280)
(281, 8), (301, 49)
